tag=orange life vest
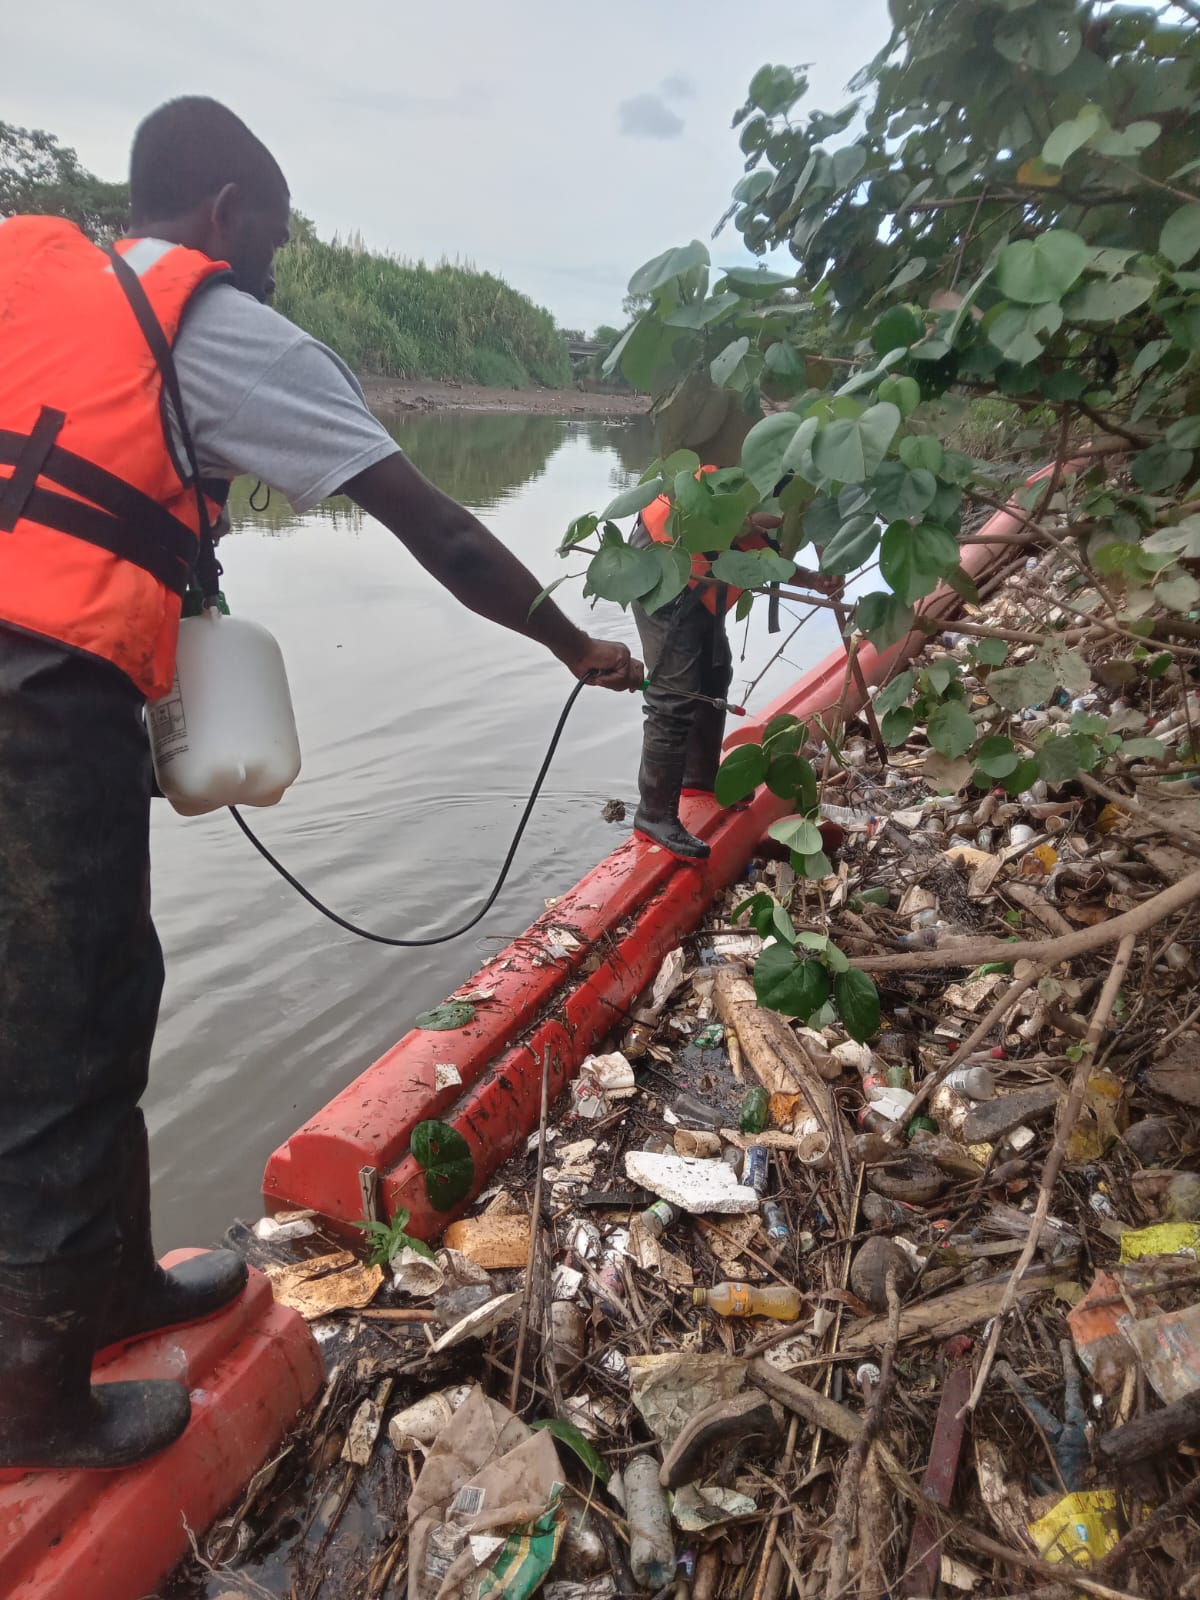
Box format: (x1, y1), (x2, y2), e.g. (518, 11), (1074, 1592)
(0, 217), (232, 698)
(641, 463), (770, 616)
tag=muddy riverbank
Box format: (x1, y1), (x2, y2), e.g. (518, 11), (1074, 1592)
(360, 375), (649, 419)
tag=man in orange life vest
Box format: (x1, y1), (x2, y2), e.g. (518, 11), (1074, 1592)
(0, 97), (642, 1473)
(630, 469), (834, 860)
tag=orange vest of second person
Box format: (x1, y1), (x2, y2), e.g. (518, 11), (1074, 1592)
(0, 217), (231, 698)
(641, 463), (770, 616)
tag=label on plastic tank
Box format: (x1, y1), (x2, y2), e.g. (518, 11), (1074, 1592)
(147, 673), (189, 765)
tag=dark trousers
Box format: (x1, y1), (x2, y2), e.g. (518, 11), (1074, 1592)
(0, 625), (161, 1267)
(632, 588), (732, 792)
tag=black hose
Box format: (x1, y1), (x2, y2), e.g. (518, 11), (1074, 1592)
(228, 673), (592, 947)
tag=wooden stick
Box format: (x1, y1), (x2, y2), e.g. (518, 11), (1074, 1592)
(356, 1308), (437, 1323)
(825, 1275), (900, 1597)
(712, 966), (837, 1137)
(1097, 1389), (1200, 1468)
(509, 1045), (551, 1412)
(852, 866), (1200, 972)
(963, 934), (1136, 1414)
(749, 1414), (799, 1600)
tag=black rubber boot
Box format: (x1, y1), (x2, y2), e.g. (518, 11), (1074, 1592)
(681, 700), (728, 796)
(0, 1259), (191, 1472)
(634, 748), (711, 862)
(95, 1118), (248, 1362)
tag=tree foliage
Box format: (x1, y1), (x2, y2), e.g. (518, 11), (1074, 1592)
(0, 121), (128, 241)
(557, 0), (1200, 1041)
(561, 0), (1200, 771)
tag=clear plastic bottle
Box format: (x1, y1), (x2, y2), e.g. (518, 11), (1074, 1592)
(670, 1093), (726, 1130)
(624, 1455), (675, 1589)
(693, 1282), (801, 1320)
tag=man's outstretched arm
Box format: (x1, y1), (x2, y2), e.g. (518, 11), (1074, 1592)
(345, 453), (641, 690)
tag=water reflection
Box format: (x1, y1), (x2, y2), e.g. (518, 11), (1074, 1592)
(225, 411), (655, 535)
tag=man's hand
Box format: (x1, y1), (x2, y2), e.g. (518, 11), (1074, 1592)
(562, 636), (644, 692)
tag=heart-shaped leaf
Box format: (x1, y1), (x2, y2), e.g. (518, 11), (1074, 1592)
(994, 230), (1089, 305)
(834, 968), (881, 1042)
(753, 946), (831, 1020)
(411, 1120), (475, 1211)
(416, 1001), (477, 1031)
(715, 744), (769, 807)
(768, 814), (822, 855)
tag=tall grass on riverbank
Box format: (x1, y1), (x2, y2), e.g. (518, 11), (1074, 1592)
(274, 232), (573, 389)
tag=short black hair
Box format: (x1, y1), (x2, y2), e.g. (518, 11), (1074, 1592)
(129, 97), (288, 223)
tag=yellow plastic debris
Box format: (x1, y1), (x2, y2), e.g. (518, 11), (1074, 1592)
(1096, 802), (1130, 835)
(1119, 1222), (1200, 1262)
(1029, 1490), (1120, 1565)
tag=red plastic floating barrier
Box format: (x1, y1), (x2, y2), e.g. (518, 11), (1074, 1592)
(264, 482), (1042, 1239)
(0, 1251), (323, 1600)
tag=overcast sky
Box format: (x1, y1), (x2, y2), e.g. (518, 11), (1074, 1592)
(8, 0), (891, 331)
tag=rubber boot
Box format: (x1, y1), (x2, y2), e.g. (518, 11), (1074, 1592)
(680, 701), (728, 798)
(634, 747), (710, 862)
(0, 1258), (191, 1472)
(95, 1118), (248, 1364)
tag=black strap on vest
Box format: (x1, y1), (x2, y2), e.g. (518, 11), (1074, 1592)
(105, 247), (224, 603)
(0, 406), (66, 532)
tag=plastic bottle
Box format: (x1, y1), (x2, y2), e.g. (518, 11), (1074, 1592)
(621, 1018), (654, 1060)
(738, 1086), (769, 1133)
(670, 1093), (726, 1130)
(742, 1145), (770, 1195)
(693, 1282), (802, 1320)
(549, 1299), (587, 1372)
(624, 1455), (675, 1589)
(148, 603), (301, 816)
(639, 1200), (678, 1240)
(763, 1202), (790, 1243)
(945, 1064), (996, 1101)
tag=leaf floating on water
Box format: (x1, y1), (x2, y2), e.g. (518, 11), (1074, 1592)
(415, 1001), (476, 1031)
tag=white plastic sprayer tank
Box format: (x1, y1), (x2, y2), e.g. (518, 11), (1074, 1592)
(148, 607), (301, 817)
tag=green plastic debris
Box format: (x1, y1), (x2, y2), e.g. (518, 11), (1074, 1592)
(738, 1085), (769, 1134)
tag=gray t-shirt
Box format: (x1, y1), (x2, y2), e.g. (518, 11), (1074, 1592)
(169, 266), (401, 513)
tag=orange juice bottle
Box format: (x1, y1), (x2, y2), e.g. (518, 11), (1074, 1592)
(692, 1282), (801, 1320)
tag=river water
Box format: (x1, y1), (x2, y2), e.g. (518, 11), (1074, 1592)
(148, 411), (846, 1249)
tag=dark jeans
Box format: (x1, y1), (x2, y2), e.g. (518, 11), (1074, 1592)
(632, 587), (732, 790)
(0, 625), (161, 1267)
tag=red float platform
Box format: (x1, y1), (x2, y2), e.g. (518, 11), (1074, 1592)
(0, 1251), (323, 1600)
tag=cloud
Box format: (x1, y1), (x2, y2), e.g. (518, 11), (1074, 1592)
(618, 92), (685, 141)
(659, 74), (695, 100)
